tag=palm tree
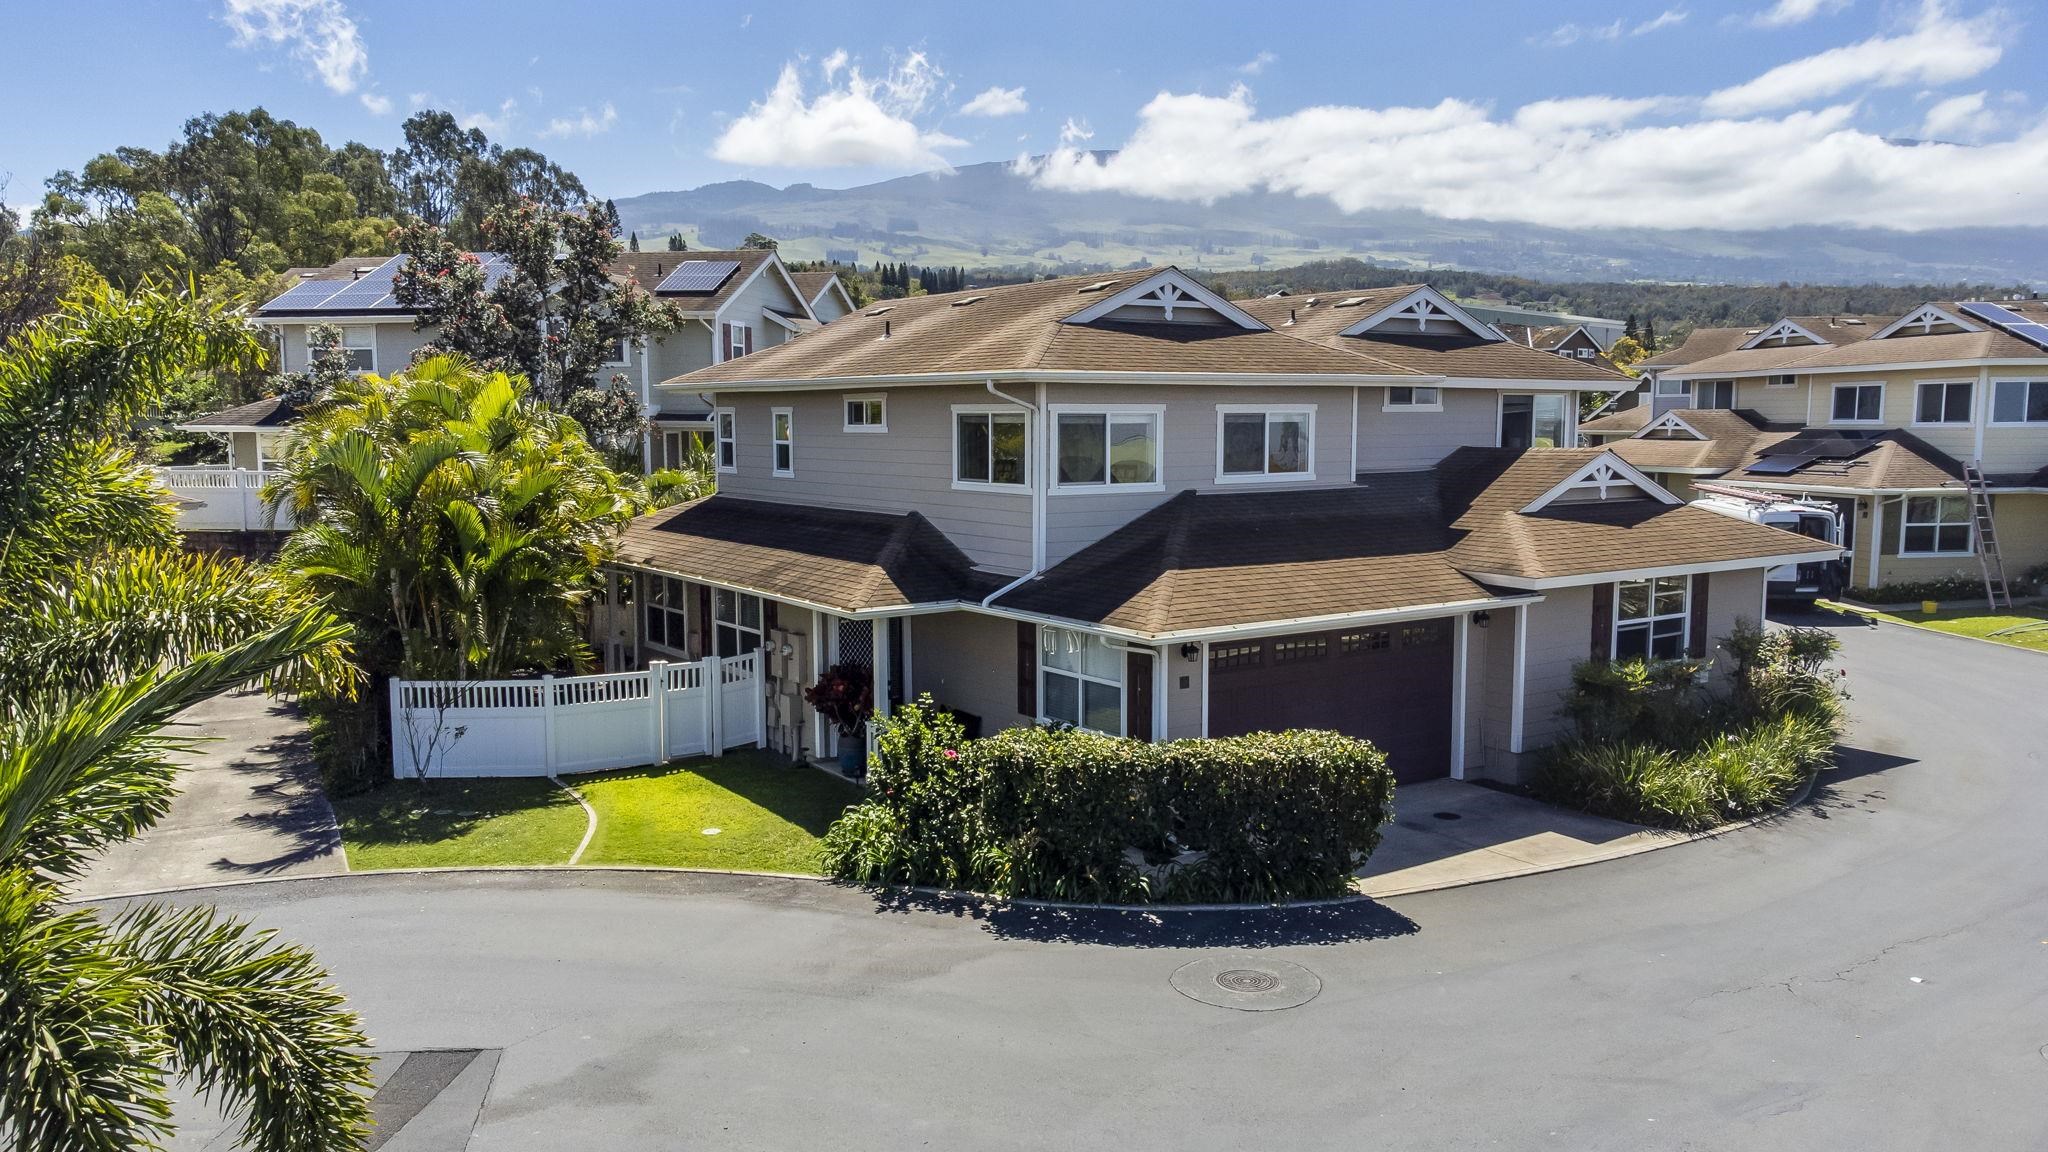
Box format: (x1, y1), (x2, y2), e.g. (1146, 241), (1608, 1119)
(0, 285), (371, 1149)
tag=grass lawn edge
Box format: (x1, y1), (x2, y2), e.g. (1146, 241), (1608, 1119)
(1817, 599), (2048, 655)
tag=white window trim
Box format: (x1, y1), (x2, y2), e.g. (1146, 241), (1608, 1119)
(1038, 625), (1126, 736)
(1214, 403), (1317, 485)
(339, 325), (376, 375)
(1654, 374), (1690, 397)
(1382, 385), (1443, 413)
(713, 407), (737, 474)
(602, 335), (633, 367)
(723, 322), (755, 362)
(770, 406), (795, 477)
(710, 588), (764, 658)
(949, 404), (1031, 493)
(1898, 494), (1975, 558)
(1611, 576), (1690, 662)
(842, 393), (887, 433)
(1048, 403), (1166, 495)
(1990, 378), (2048, 426)
(1765, 373), (1798, 388)
(1910, 379), (1976, 427)
(642, 574), (691, 658)
(1827, 381), (1887, 426)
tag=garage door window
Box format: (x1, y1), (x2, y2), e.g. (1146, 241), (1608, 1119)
(1041, 626), (1122, 734)
(1614, 577), (1688, 661)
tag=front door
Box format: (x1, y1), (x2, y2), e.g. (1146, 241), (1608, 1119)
(1126, 651), (1154, 742)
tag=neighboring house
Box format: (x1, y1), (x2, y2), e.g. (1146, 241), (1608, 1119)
(167, 247), (831, 528)
(1460, 302), (1625, 347)
(1580, 300), (2048, 592)
(596, 268), (1830, 785)
(789, 270), (857, 323)
(1494, 322), (1611, 366)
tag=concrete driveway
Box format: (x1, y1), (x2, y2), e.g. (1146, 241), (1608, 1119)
(115, 612), (2048, 1151)
(74, 687), (345, 900)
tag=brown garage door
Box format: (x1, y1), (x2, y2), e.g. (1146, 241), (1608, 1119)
(1206, 619), (1454, 783)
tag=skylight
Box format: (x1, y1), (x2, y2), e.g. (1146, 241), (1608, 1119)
(1077, 280), (1120, 293)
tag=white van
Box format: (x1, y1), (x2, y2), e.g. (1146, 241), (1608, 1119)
(1691, 488), (1847, 605)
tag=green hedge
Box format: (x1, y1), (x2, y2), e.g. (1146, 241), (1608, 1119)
(1847, 574), (2039, 604)
(1533, 623), (1846, 830)
(820, 699), (1395, 904)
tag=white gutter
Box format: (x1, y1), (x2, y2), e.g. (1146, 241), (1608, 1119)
(658, 368), (1438, 393)
(1464, 550), (1843, 590)
(1666, 357), (2048, 381)
(980, 379), (1046, 608)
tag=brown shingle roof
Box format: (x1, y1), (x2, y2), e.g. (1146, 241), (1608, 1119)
(618, 496), (1003, 613)
(1639, 327), (1751, 370)
(1718, 430), (1964, 491)
(607, 250), (788, 314)
(993, 477), (1493, 635)
(1673, 327), (2048, 377)
(1438, 447), (1833, 582)
(1237, 295), (1629, 382)
(667, 269), (1428, 385)
(789, 271), (849, 307)
(180, 396), (298, 429)
(1606, 409), (1796, 472)
(1578, 406), (1652, 435)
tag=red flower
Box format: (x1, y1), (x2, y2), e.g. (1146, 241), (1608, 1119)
(943, 748), (959, 760)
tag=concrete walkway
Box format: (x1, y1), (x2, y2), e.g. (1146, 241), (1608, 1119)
(73, 688), (346, 900)
(1355, 778), (1677, 897)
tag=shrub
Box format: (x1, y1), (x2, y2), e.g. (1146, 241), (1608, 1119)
(1846, 574), (2039, 603)
(821, 698), (1396, 904)
(1561, 656), (1710, 747)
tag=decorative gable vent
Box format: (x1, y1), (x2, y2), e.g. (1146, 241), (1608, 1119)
(1062, 269), (1270, 330)
(1521, 453), (1680, 513)
(1872, 304), (1981, 340)
(1740, 319), (1829, 350)
(1636, 412), (1709, 442)
(1338, 287), (1501, 341)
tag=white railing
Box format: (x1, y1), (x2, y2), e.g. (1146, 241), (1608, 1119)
(158, 467), (295, 532)
(390, 652), (763, 779)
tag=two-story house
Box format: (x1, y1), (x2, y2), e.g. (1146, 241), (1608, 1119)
(1493, 322), (1612, 368)
(598, 269), (1833, 785)
(790, 270), (857, 323)
(1581, 301), (2048, 594)
(168, 247), (824, 510)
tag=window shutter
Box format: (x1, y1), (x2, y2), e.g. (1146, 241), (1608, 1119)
(743, 325), (754, 356)
(1016, 622), (1037, 717)
(1590, 582), (1614, 662)
(719, 323), (731, 361)
(1687, 573), (1710, 659)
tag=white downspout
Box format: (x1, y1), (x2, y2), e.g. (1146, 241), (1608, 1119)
(980, 379), (1046, 607)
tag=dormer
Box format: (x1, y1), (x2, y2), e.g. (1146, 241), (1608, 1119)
(1635, 411), (1710, 441)
(1062, 269), (1269, 329)
(1339, 287), (1501, 341)
(1740, 319), (1829, 349)
(1871, 304), (1982, 340)
(1522, 454), (1680, 512)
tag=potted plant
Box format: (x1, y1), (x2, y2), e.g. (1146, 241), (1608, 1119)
(803, 663), (874, 776)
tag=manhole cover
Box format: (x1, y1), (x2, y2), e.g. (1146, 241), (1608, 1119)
(1170, 957), (1321, 1012)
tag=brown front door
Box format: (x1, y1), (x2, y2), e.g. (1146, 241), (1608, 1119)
(1206, 620), (1454, 782)
(1126, 651), (1154, 742)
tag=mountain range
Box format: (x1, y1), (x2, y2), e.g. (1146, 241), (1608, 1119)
(613, 156), (2048, 287)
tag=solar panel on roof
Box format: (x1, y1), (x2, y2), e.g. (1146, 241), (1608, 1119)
(312, 255), (406, 312)
(655, 259), (740, 294)
(261, 279), (349, 312)
(1742, 457), (1811, 475)
(1958, 301), (2048, 352)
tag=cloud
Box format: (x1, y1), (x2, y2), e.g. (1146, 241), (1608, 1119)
(1704, 2), (2000, 115)
(1749, 0), (1852, 27)
(712, 50), (966, 168)
(459, 98), (518, 136)
(1540, 8), (1687, 45)
(1919, 90), (1997, 140)
(221, 0), (368, 94)
(540, 102), (618, 138)
(359, 90), (392, 115)
(962, 85), (1029, 117)
(1238, 51), (1278, 75)
(1013, 82), (2048, 232)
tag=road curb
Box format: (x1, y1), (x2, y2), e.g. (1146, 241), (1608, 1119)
(1820, 600), (2048, 658)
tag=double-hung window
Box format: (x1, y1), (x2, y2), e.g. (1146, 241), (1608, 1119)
(1614, 576), (1688, 661)
(1217, 407), (1313, 481)
(721, 322), (754, 361)
(1384, 386), (1442, 412)
(954, 408), (1028, 487)
(771, 408), (794, 476)
(1914, 381), (1974, 425)
(1900, 495), (1972, 555)
(604, 336), (632, 367)
(1992, 379), (2048, 424)
(339, 326), (376, 374)
(711, 588), (762, 657)
(1830, 383), (1884, 424)
(642, 576), (690, 654)
(1040, 626), (1122, 734)
(714, 408), (737, 473)
(1053, 407), (1162, 490)
(843, 394), (886, 432)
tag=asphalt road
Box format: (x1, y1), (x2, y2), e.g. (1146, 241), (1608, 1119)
(128, 614), (2048, 1150)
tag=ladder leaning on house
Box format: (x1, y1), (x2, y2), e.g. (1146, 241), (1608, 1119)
(1963, 460), (2013, 610)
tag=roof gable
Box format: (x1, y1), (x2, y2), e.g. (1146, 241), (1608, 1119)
(1635, 411), (1710, 441)
(1741, 319), (1830, 349)
(1062, 269), (1269, 330)
(1339, 287), (1501, 341)
(1520, 452), (1680, 513)
(1872, 304), (1982, 340)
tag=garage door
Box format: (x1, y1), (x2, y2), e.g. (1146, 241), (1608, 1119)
(1206, 618), (1454, 783)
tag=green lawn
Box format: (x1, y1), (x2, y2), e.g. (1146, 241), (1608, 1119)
(1821, 601), (2048, 652)
(332, 752), (865, 874)
(575, 753), (865, 873)
(334, 777), (588, 869)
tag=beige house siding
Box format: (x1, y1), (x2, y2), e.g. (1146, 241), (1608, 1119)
(1520, 584), (1594, 753)
(1479, 604), (1522, 777)
(908, 610), (1035, 735)
(1730, 375), (1810, 423)
(1701, 568), (1766, 677)
(1460, 616), (1488, 775)
(1167, 647), (1204, 740)
(1990, 493), (2048, 578)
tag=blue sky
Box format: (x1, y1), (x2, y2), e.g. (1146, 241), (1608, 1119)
(3, 0), (2043, 230)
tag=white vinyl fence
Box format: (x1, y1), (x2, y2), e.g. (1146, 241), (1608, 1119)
(390, 652), (763, 778)
(159, 468), (295, 531)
